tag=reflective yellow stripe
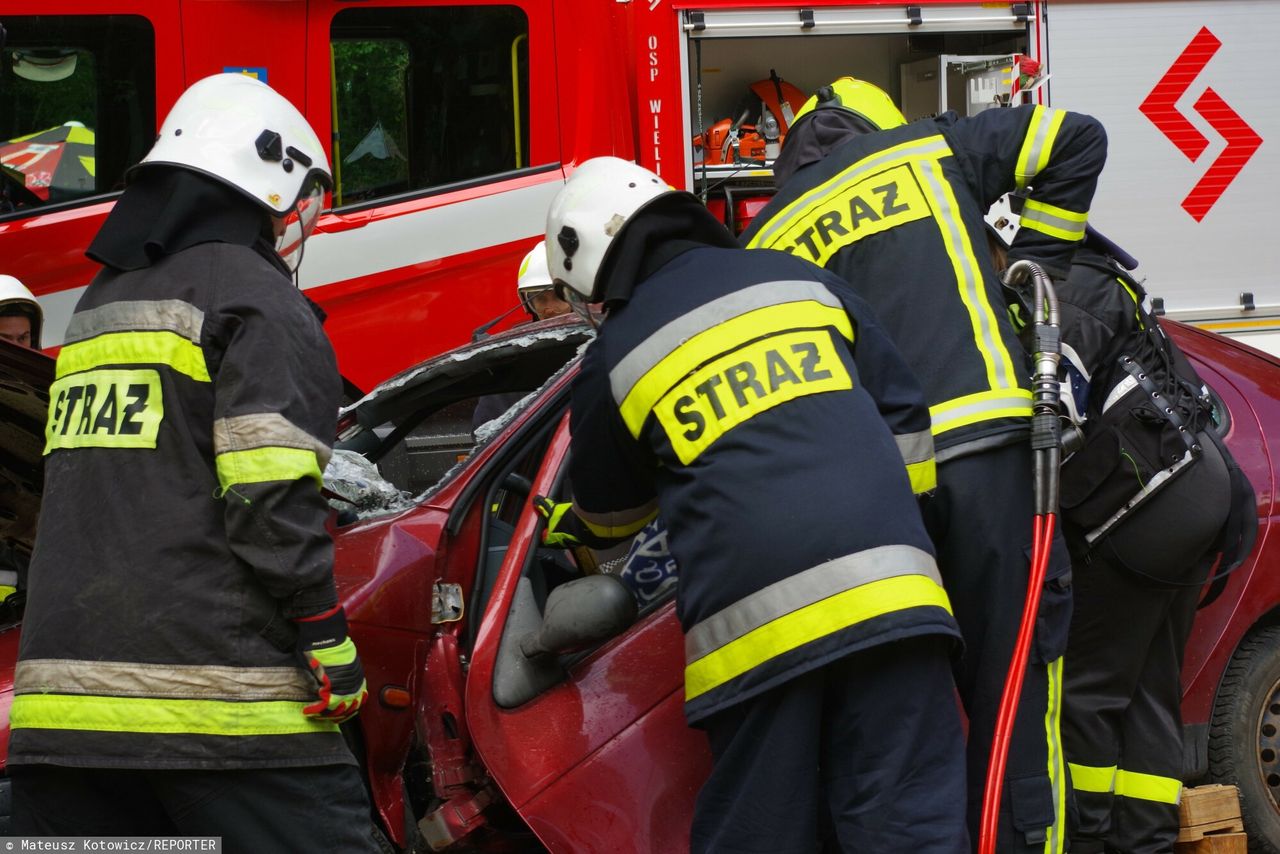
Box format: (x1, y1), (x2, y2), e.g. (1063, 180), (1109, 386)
(907, 458), (936, 494)
(45, 369), (164, 452)
(1068, 762), (1117, 794)
(581, 507), (659, 540)
(1115, 769), (1182, 805)
(1045, 656), (1066, 854)
(914, 157), (1019, 392)
(745, 136), (952, 250)
(619, 302), (853, 436)
(1020, 199), (1088, 242)
(57, 331), (210, 382)
(10, 693), (338, 736)
(216, 446), (323, 489)
(929, 389), (1033, 436)
(1015, 106), (1066, 189)
(685, 573), (951, 701)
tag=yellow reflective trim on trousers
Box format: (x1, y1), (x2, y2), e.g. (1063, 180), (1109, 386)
(1020, 199), (1088, 242)
(1068, 762), (1117, 794)
(914, 157), (1019, 392)
(1045, 656), (1066, 854)
(216, 446), (323, 490)
(1115, 769), (1182, 805)
(928, 389), (1033, 436)
(684, 573), (952, 701)
(1016, 106), (1066, 189)
(907, 458), (936, 495)
(56, 331), (210, 382)
(10, 693), (338, 736)
(619, 302), (853, 437)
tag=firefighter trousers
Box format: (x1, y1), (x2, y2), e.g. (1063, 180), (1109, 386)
(1062, 431), (1230, 854)
(689, 635), (968, 854)
(923, 441), (1073, 854)
(11, 763), (385, 853)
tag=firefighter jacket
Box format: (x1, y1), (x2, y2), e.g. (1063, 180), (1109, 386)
(9, 242), (352, 770)
(566, 241), (960, 725)
(742, 105), (1107, 453)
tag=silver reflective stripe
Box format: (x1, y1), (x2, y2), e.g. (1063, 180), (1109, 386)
(65, 299), (205, 345)
(1018, 108), (1061, 185)
(1102, 375), (1139, 413)
(608, 280), (844, 404)
(894, 429), (934, 466)
(213, 413), (332, 469)
(915, 158), (1015, 391)
(749, 136), (951, 248)
(576, 499), (660, 530)
(1021, 205), (1087, 241)
(931, 392), (1033, 435)
(685, 544), (939, 662)
(15, 658), (315, 701)
(1085, 451), (1196, 544)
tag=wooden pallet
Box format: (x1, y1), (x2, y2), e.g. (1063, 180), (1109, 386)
(1175, 785), (1245, 850)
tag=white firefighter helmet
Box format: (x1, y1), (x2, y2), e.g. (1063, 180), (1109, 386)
(545, 157), (674, 303)
(134, 73), (332, 270)
(0, 274), (42, 349)
(985, 193), (1022, 249)
(517, 240), (554, 314)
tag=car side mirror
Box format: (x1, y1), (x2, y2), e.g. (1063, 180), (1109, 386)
(520, 574), (638, 658)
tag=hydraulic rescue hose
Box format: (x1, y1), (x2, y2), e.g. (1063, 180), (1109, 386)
(978, 260), (1061, 854)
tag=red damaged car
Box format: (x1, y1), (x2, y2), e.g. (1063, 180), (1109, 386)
(0, 315), (1278, 851)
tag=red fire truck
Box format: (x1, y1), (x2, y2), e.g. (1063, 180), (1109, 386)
(5, 1), (1279, 387)
(0, 0), (1049, 393)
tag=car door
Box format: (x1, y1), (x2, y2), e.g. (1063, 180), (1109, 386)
(464, 417), (710, 853)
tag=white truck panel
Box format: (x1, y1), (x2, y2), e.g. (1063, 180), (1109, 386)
(1047, 0), (1280, 352)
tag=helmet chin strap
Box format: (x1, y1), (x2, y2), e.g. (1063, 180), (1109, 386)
(563, 289), (600, 329)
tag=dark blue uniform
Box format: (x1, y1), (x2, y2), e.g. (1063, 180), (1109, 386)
(565, 238), (966, 852)
(742, 104), (1108, 853)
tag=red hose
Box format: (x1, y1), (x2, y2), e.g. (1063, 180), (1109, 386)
(977, 512), (1057, 854)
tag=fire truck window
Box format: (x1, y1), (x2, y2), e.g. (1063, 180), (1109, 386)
(0, 15), (155, 216)
(331, 5), (530, 209)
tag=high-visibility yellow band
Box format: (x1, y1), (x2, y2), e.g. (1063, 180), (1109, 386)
(1068, 762), (1117, 794)
(1115, 769), (1182, 805)
(1020, 199), (1088, 242)
(10, 693), (338, 736)
(216, 446), (323, 490)
(907, 458), (936, 495)
(620, 302), (853, 436)
(57, 330), (210, 382)
(1045, 656), (1066, 854)
(581, 507), (659, 540)
(928, 388), (1033, 435)
(1016, 106), (1066, 189)
(685, 573), (951, 701)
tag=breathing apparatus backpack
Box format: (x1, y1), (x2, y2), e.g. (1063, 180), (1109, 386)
(1056, 251), (1255, 597)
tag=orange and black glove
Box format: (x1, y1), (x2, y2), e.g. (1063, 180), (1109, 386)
(294, 605), (368, 723)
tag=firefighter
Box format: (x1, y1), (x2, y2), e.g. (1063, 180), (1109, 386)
(8, 74), (381, 851)
(517, 239), (572, 321)
(0, 274), (42, 348)
(987, 197), (1255, 853)
(741, 77), (1108, 852)
(537, 156), (967, 852)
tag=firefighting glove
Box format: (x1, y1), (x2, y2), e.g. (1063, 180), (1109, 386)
(534, 495), (582, 548)
(294, 606), (369, 723)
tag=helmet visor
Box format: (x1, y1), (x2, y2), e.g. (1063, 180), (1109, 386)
(275, 181), (325, 272)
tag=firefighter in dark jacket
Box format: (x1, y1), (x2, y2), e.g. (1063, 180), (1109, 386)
(537, 156), (967, 852)
(741, 77), (1108, 852)
(9, 74), (379, 851)
(987, 199), (1255, 853)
